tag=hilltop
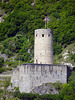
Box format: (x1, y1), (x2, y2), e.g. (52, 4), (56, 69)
(0, 0), (75, 72)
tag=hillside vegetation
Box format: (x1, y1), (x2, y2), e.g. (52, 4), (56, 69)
(0, 0), (75, 70)
(54, 43), (75, 67)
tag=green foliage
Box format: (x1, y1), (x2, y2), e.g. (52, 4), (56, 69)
(60, 83), (75, 100)
(4, 77), (11, 89)
(0, 67), (5, 73)
(14, 86), (19, 91)
(0, 0), (75, 62)
(53, 82), (62, 91)
(0, 67), (12, 73)
(59, 71), (75, 100)
(7, 61), (17, 68)
(69, 71), (75, 92)
(0, 57), (4, 68)
(71, 54), (75, 62)
(53, 44), (62, 55)
(14, 91), (59, 100)
(0, 57), (13, 73)
(0, 89), (3, 93)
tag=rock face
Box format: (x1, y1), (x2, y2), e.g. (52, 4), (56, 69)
(11, 64), (71, 93)
(54, 43), (75, 67)
(31, 83), (59, 95)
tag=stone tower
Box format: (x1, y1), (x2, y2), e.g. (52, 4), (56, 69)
(34, 29), (53, 64)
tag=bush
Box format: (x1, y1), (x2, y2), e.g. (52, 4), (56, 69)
(0, 67), (5, 73)
(7, 61), (17, 68)
(0, 57), (4, 68)
(4, 78), (11, 89)
(53, 82), (62, 91)
(69, 71), (75, 92)
(5, 49), (12, 57)
(53, 45), (62, 55)
(71, 54), (75, 62)
(0, 89), (3, 93)
(1, 46), (5, 54)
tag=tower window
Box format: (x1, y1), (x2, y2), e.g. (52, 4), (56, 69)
(36, 59), (38, 63)
(48, 34), (50, 37)
(61, 70), (62, 75)
(36, 34), (37, 37)
(42, 34), (44, 37)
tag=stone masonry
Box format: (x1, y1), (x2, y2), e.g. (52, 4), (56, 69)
(11, 64), (70, 93)
(34, 29), (53, 64)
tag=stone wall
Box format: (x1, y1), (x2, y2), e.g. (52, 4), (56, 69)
(11, 67), (19, 88)
(11, 64), (68, 93)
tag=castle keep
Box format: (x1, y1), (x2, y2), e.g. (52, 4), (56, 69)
(11, 29), (71, 93)
(34, 29), (53, 64)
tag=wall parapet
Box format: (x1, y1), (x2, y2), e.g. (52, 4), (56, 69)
(11, 64), (70, 93)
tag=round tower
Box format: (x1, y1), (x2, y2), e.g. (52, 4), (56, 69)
(34, 29), (53, 64)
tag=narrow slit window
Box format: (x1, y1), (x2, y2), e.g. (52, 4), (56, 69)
(36, 34), (37, 37)
(48, 34), (50, 37)
(42, 34), (44, 37)
(61, 70), (62, 75)
(36, 59), (38, 63)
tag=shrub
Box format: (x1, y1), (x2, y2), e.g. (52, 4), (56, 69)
(58, 55), (62, 59)
(1, 46), (5, 54)
(4, 78), (11, 89)
(0, 57), (4, 68)
(5, 49), (12, 57)
(71, 54), (75, 62)
(53, 82), (62, 91)
(13, 90), (20, 98)
(0, 89), (3, 93)
(0, 67), (5, 73)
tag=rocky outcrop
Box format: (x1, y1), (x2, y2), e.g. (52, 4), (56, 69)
(30, 83), (59, 95)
